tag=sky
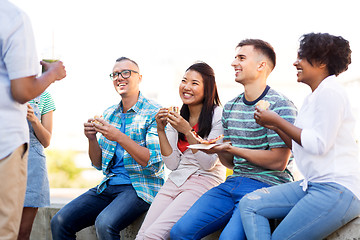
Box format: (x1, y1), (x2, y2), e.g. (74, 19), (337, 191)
(9, 0), (360, 152)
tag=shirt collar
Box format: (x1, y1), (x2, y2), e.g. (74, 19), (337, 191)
(312, 75), (336, 95)
(118, 91), (144, 113)
(242, 85), (270, 105)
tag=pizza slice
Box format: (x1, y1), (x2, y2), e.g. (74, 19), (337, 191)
(190, 129), (224, 144)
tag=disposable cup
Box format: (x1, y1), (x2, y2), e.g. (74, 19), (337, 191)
(42, 59), (59, 73)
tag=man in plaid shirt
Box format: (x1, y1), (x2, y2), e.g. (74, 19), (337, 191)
(51, 57), (165, 240)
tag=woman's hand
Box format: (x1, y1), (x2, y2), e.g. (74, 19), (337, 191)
(167, 111), (192, 135)
(254, 107), (280, 130)
(155, 108), (169, 131)
(26, 104), (38, 124)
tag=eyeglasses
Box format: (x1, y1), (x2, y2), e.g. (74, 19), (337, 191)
(109, 70), (139, 80)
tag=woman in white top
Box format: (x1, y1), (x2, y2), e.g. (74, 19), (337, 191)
(136, 62), (226, 240)
(239, 32), (360, 240)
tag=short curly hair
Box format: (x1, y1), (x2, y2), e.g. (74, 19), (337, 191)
(298, 33), (351, 76)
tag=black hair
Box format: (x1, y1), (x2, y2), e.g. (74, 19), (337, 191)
(298, 33), (351, 76)
(178, 62), (221, 141)
(116, 57), (139, 70)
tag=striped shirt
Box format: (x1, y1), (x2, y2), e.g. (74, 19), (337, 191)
(223, 86), (297, 185)
(96, 92), (165, 204)
(28, 91), (56, 115)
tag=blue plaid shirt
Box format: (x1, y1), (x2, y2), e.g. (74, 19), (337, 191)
(96, 92), (165, 204)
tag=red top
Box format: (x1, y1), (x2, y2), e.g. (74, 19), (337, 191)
(177, 123), (199, 153)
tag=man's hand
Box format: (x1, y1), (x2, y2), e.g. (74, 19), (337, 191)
(11, 61), (66, 104)
(93, 117), (122, 142)
(84, 118), (98, 141)
(200, 141), (232, 154)
(40, 60), (66, 82)
(200, 142), (234, 169)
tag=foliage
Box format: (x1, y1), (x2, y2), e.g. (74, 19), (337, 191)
(45, 149), (99, 188)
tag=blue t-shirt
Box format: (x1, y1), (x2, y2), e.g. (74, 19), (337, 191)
(108, 113), (131, 185)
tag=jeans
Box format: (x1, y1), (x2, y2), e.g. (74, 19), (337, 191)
(239, 181), (360, 240)
(51, 184), (150, 240)
(170, 177), (270, 240)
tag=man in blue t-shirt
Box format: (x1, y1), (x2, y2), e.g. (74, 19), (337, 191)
(171, 39), (297, 240)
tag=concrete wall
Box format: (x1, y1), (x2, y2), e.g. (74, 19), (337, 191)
(325, 217), (360, 240)
(31, 204), (360, 240)
(30, 204), (221, 240)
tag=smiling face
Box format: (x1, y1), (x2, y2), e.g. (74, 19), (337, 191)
(293, 57), (322, 86)
(112, 60), (142, 97)
(179, 70), (204, 107)
(231, 45), (262, 85)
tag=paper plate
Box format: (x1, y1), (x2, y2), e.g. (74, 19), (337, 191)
(188, 144), (219, 150)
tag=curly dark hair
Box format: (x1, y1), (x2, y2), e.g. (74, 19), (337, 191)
(298, 33), (351, 76)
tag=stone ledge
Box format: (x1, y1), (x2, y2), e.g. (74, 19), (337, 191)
(30, 204), (220, 240)
(325, 217), (360, 240)
(31, 204), (360, 240)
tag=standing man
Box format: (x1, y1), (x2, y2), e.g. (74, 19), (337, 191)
(51, 57), (165, 240)
(0, 1), (66, 239)
(170, 39), (297, 240)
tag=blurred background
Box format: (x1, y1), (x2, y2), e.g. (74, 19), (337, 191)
(9, 0), (360, 188)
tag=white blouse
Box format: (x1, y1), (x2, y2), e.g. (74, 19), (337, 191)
(162, 106), (226, 187)
(293, 75), (360, 199)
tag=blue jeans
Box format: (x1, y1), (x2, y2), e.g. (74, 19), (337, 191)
(51, 185), (149, 240)
(239, 181), (360, 240)
(170, 177), (270, 240)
